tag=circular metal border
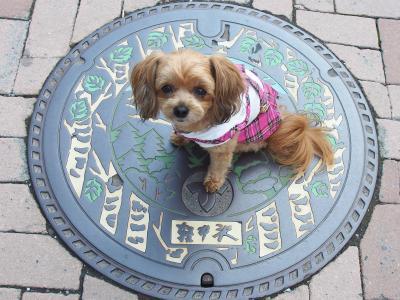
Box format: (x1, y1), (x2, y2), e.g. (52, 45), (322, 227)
(28, 2), (379, 299)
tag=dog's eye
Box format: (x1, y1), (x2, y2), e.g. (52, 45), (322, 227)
(193, 87), (207, 97)
(161, 85), (174, 94)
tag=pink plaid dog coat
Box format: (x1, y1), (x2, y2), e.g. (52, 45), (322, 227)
(177, 65), (281, 148)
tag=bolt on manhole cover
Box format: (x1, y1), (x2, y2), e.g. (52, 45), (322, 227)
(28, 2), (378, 299)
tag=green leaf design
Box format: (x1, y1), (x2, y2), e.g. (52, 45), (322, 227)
(184, 143), (207, 168)
(327, 135), (337, 151)
(311, 181), (329, 198)
(181, 34), (205, 49)
(83, 75), (105, 93)
(263, 48), (284, 67)
(302, 80), (322, 101)
(110, 46), (133, 64)
(286, 59), (309, 77)
(84, 178), (103, 202)
(326, 135), (344, 151)
(157, 154), (175, 169)
(110, 129), (121, 143)
(304, 103), (326, 120)
(147, 31), (169, 49)
(240, 36), (258, 54)
(70, 98), (89, 121)
(244, 235), (257, 254)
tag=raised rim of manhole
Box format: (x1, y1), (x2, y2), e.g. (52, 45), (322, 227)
(28, 2), (378, 299)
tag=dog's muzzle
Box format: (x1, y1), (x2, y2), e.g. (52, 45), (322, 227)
(173, 105), (189, 119)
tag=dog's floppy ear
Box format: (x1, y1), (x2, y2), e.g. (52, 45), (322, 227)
(209, 55), (245, 124)
(130, 52), (164, 119)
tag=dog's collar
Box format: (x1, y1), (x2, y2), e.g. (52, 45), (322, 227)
(177, 68), (262, 148)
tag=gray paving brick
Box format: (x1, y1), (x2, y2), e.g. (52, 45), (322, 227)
(336, 0), (400, 18)
(0, 0), (34, 19)
(310, 246), (362, 300)
(0, 288), (21, 300)
(82, 275), (138, 300)
(377, 118), (400, 160)
(0, 138), (28, 182)
(359, 81), (391, 119)
(23, 292), (79, 300)
(224, 0), (250, 3)
(328, 44), (385, 83)
(0, 20), (29, 94)
(14, 57), (59, 95)
(212, 0), (250, 3)
(274, 285), (309, 300)
(296, 11), (378, 48)
(361, 205), (400, 300)
(158, 0), (250, 3)
(379, 160), (400, 204)
(71, 0), (123, 45)
(0, 184), (46, 233)
(0, 96), (35, 137)
(124, 0), (159, 12)
(0, 233), (82, 289)
(379, 19), (400, 85)
(295, 0), (334, 12)
(253, 0), (293, 20)
(388, 85), (400, 120)
(25, 0), (79, 57)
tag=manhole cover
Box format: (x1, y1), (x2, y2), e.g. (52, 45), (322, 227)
(28, 2), (378, 299)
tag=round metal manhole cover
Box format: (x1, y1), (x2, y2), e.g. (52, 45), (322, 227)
(28, 2), (378, 299)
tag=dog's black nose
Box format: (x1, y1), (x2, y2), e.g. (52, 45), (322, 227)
(173, 105), (189, 118)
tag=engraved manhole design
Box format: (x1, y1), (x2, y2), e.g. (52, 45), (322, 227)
(28, 2), (378, 299)
(182, 172), (234, 217)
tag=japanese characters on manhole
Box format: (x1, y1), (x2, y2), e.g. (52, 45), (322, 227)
(29, 3), (378, 299)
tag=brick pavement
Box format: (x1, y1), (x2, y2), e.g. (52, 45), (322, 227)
(71, 0), (122, 44)
(0, 0), (399, 299)
(297, 11), (378, 48)
(309, 247), (363, 299)
(82, 275), (139, 300)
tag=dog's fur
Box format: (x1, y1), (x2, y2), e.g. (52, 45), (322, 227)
(130, 49), (333, 193)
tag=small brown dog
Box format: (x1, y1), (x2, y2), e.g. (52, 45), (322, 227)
(130, 49), (333, 193)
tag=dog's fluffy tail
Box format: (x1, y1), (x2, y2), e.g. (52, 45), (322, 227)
(266, 113), (334, 174)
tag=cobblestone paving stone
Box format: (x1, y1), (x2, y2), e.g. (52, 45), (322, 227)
(13, 57), (59, 95)
(309, 247), (363, 300)
(82, 275), (138, 300)
(379, 160), (400, 204)
(22, 292), (80, 300)
(71, 0), (123, 45)
(0, 0), (399, 299)
(378, 19), (400, 84)
(296, 11), (378, 48)
(0, 0), (34, 20)
(377, 118), (400, 160)
(388, 85), (400, 119)
(295, 0), (334, 12)
(361, 205), (400, 300)
(0, 184), (47, 233)
(124, 0), (161, 12)
(0, 138), (29, 182)
(253, 0), (293, 20)
(0, 19), (28, 93)
(327, 44), (385, 83)
(0, 96), (35, 137)
(0, 288), (21, 300)
(0, 233), (82, 289)
(25, 0), (79, 57)
(273, 285), (309, 300)
(335, 0), (400, 18)
(359, 81), (391, 119)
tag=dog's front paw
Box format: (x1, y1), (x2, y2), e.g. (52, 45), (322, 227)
(170, 132), (189, 147)
(203, 176), (224, 193)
